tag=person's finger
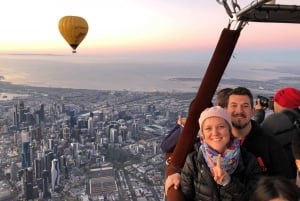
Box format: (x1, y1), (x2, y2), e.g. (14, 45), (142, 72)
(216, 154), (222, 169)
(165, 178), (173, 195)
(207, 156), (215, 168)
(164, 177), (172, 194)
(165, 184), (174, 195)
(177, 114), (181, 124)
(174, 179), (180, 190)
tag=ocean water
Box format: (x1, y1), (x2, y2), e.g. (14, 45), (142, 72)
(0, 53), (299, 93)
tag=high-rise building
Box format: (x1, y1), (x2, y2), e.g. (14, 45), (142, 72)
(62, 126), (70, 141)
(42, 170), (51, 199)
(24, 167), (34, 200)
(119, 124), (128, 142)
(35, 111), (40, 125)
(48, 139), (54, 150)
(21, 131), (31, 168)
(25, 112), (35, 126)
(109, 128), (117, 143)
(69, 108), (77, 128)
(19, 101), (26, 123)
(51, 159), (60, 192)
(132, 119), (139, 140)
(10, 162), (18, 183)
(88, 116), (94, 135)
(12, 104), (19, 129)
(39, 104), (45, 122)
(34, 158), (42, 179)
(45, 151), (53, 168)
(59, 155), (68, 179)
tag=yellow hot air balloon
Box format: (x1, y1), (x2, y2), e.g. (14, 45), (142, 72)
(58, 16), (89, 53)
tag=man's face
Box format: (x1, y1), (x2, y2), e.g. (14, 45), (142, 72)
(226, 95), (255, 130)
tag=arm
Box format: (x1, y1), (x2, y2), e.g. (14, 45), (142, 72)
(161, 115), (186, 153)
(268, 136), (294, 178)
(160, 124), (182, 153)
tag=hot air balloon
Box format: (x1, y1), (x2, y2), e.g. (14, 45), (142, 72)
(58, 16), (89, 53)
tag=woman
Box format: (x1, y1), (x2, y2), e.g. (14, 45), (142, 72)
(180, 106), (261, 201)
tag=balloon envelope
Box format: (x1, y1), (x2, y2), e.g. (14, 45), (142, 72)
(58, 16), (89, 53)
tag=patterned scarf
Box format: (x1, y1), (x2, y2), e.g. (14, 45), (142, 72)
(200, 137), (240, 175)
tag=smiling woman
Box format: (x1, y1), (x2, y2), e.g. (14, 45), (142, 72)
(179, 106), (262, 201)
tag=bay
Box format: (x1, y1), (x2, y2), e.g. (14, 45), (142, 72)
(0, 53), (299, 94)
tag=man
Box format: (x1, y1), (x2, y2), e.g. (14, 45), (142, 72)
(261, 87), (300, 177)
(216, 87), (232, 107)
(225, 87), (294, 178)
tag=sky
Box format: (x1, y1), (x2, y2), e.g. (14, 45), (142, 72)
(1, 0), (300, 55)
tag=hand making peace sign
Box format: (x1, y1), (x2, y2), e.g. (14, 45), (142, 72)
(208, 154), (231, 186)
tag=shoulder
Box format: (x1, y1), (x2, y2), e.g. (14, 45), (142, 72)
(263, 109), (300, 126)
(183, 149), (203, 173)
(262, 109), (300, 135)
(249, 121), (280, 143)
(283, 108), (300, 117)
(185, 148), (198, 165)
(263, 112), (290, 126)
(282, 109), (300, 125)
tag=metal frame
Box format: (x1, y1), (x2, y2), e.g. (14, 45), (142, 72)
(217, 0), (300, 30)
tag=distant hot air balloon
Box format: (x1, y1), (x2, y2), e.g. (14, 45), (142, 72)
(58, 16), (89, 53)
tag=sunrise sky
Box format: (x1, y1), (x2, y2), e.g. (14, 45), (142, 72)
(1, 0), (300, 55)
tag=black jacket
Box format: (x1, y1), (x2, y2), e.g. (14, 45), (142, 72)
(243, 120), (294, 178)
(253, 109), (265, 124)
(181, 145), (261, 201)
(261, 109), (300, 177)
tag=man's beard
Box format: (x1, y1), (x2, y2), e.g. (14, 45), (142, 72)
(232, 119), (251, 130)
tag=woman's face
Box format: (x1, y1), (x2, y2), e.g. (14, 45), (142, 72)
(202, 117), (231, 153)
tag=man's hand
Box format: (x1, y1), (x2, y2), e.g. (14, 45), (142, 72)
(164, 173), (181, 195)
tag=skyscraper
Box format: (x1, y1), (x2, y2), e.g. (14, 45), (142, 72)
(21, 131), (31, 168)
(42, 170), (51, 199)
(88, 116), (94, 135)
(51, 159), (60, 192)
(24, 167), (34, 200)
(39, 104), (45, 122)
(19, 101), (26, 123)
(12, 104), (19, 129)
(10, 162), (18, 183)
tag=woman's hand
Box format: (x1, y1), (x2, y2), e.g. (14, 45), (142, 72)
(164, 173), (181, 195)
(209, 154), (231, 186)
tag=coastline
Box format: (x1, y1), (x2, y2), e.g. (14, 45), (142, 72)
(0, 53), (299, 93)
